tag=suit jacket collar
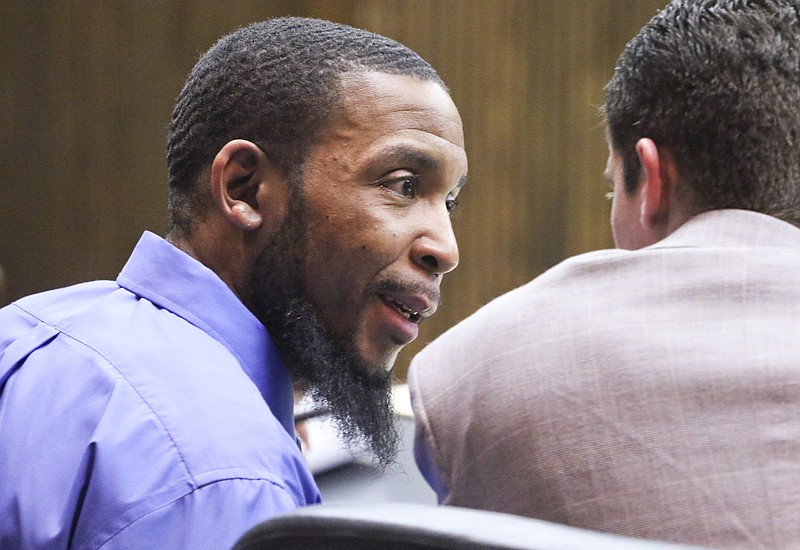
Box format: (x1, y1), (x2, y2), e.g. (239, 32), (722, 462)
(653, 209), (800, 250)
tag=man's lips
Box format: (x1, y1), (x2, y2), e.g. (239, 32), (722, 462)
(377, 284), (439, 325)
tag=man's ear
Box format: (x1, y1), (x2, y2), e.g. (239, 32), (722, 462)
(209, 140), (267, 231)
(635, 138), (678, 232)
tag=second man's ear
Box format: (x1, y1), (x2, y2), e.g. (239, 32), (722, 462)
(635, 137), (674, 231)
(209, 139), (267, 232)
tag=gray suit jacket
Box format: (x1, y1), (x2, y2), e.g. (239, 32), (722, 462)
(409, 210), (800, 548)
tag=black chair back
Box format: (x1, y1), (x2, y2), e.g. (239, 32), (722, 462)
(232, 503), (706, 550)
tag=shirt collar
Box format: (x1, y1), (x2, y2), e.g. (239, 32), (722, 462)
(656, 209), (800, 250)
(116, 231), (295, 435)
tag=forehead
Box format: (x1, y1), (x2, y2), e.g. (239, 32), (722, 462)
(316, 71), (467, 170)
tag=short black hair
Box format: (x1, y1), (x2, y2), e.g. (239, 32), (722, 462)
(605, 0), (800, 226)
(167, 17), (444, 234)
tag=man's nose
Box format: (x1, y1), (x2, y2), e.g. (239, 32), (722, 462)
(412, 209), (459, 276)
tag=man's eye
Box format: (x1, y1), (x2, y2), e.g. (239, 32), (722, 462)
(446, 194), (459, 213)
(401, 177), (416, 197)
(384, 174), (418, 198)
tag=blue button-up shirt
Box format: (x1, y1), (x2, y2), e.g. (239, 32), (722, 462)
(0, 231), (320, 549)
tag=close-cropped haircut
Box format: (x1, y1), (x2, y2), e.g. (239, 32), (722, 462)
(604, 0), (800, 227)
(166, 17), (443, 235)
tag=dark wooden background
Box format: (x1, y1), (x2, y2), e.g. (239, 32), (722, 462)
(0, 1), (666, 378)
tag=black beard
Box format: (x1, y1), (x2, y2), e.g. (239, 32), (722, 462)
(248, 186), (399, 469)
(272, 298), (399, 469)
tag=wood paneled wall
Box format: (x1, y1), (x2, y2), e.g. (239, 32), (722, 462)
(0, 1), (665, 377)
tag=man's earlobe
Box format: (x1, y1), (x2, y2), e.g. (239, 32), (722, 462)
(231, 202), (263, 231)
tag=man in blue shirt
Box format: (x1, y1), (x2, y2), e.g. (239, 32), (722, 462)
(0, 17), (468, 549)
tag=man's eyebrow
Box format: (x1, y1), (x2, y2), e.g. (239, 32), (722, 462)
(377, 144), (440, 171)
(372, 144), (467, 189)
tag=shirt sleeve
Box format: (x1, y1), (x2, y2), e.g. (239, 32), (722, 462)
(97, 478), (301, 550)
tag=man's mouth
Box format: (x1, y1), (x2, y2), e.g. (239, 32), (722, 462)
(384, 297), (422, 323)
(375, 279), (439, 332)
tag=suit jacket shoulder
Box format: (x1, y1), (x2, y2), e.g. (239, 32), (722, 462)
(409, 210), (800, 547)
